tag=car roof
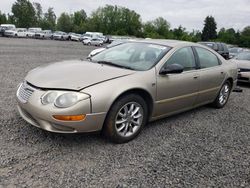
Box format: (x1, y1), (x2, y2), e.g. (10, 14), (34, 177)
(135, 39), (199, 48)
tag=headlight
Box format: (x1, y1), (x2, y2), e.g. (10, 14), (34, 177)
(41, 91), (89, 108)
(41, 92), (58, 105)
(55, 93), (78, 108)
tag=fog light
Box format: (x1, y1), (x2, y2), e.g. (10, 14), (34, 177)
(53, 115), (86, 121)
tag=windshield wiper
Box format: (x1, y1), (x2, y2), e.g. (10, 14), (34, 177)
(97, 61), (134, 70)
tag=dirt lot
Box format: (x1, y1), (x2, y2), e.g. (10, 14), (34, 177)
(0, 37), (249, 187)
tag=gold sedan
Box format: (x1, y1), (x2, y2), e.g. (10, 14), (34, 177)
(17, 40), (238, 143)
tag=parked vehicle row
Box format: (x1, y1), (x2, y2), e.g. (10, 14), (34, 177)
(0, 24), (110, 45)
(198, 42), (230, 59)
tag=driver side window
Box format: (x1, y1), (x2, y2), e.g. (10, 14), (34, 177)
(165, 47), (196, 71)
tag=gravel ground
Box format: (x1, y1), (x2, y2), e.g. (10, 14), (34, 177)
(0, 37), (249, 188)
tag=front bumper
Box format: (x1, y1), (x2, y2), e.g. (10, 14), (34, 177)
(17, 85), (106, 133)
(238, 72), (250, 83)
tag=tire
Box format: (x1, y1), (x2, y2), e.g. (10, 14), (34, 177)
(103, 94), (148, 143)
(212, 80), (232, 108)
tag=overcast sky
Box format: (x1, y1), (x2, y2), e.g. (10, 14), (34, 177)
(1, 0), (250, 31)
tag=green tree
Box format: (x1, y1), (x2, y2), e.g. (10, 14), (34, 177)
(56, 12), (73, 32)
(241, 26), (250, 36)
(40, 7), (56, 30)
(201, 16), (217, 41)
(143, 17), (170, 39)
(172, 25), (192, 40)
(72, 10), (87, 33)
(7, 14), (15, 24)
(153, 17), (170, 37)
(239, 26), (250, 48)
(11, 0), (36, 27)
(87, 5), (142, 36)
(189, 30), (202, 42)
(0, 11), (7, 24)
(33, 2), (42, 26)
(143, 21), (160, 38)
(217, 28), (237, 44)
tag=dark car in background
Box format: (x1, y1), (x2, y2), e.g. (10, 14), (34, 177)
(198, 42), (229, 60)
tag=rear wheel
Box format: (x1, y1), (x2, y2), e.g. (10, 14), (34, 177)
(212, 81), (232, 108)
(103, 94), (148, 143)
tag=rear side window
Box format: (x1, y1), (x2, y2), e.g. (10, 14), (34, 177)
(166, 47), (196, 71)
(195, 47), (220, 68)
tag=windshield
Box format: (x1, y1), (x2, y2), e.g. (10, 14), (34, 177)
(235, 52), (250, 61)
(91, 42), (170, 71)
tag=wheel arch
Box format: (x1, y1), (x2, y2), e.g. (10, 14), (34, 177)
(226, 77), (233, 87)
(103, 88), (154, 127)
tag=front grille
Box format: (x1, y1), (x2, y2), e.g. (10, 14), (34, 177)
(239, 68), (250, 72)
(17, 82), (34, 103)
(238, 77), (249, 81)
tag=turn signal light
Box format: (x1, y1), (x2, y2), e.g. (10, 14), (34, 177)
(53, 115), (86, 121)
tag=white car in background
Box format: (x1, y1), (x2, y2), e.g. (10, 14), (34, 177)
(4, 28), (28, 37)
(3, 29), (17, 37)
(52, 31), (69, 40)
(34, 30), (52, 39)
(0, 24), (16, 36)
(83, 38), (104, 46)
(16, 28), (27, 37)
(70, 33), (81, 41)
(26, 27), (42, 38)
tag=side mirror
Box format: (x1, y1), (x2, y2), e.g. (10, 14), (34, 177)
(159, 64), (184, 75)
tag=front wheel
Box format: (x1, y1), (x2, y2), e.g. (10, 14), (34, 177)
(103, 94), (148, 143)
(212, 81), (232, 108)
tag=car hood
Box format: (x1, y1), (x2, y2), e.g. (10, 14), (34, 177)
(233, 59), (250, 69)
(25, 60), (135, 91)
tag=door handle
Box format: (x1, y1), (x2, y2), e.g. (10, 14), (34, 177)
(193, 75), (199, 79)
(221, 71), (224, 74)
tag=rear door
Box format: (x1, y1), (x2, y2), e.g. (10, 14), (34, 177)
(193, 47), (226, 105)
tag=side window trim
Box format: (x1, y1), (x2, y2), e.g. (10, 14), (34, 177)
(193, 46), (221, 69)
(191, 46), (201, 69)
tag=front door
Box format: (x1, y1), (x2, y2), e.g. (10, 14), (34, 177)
(155, 47), (200, 117)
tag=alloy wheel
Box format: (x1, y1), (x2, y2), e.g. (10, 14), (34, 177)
(219, 83), (230, 105)
(115, 102), (143, 137)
